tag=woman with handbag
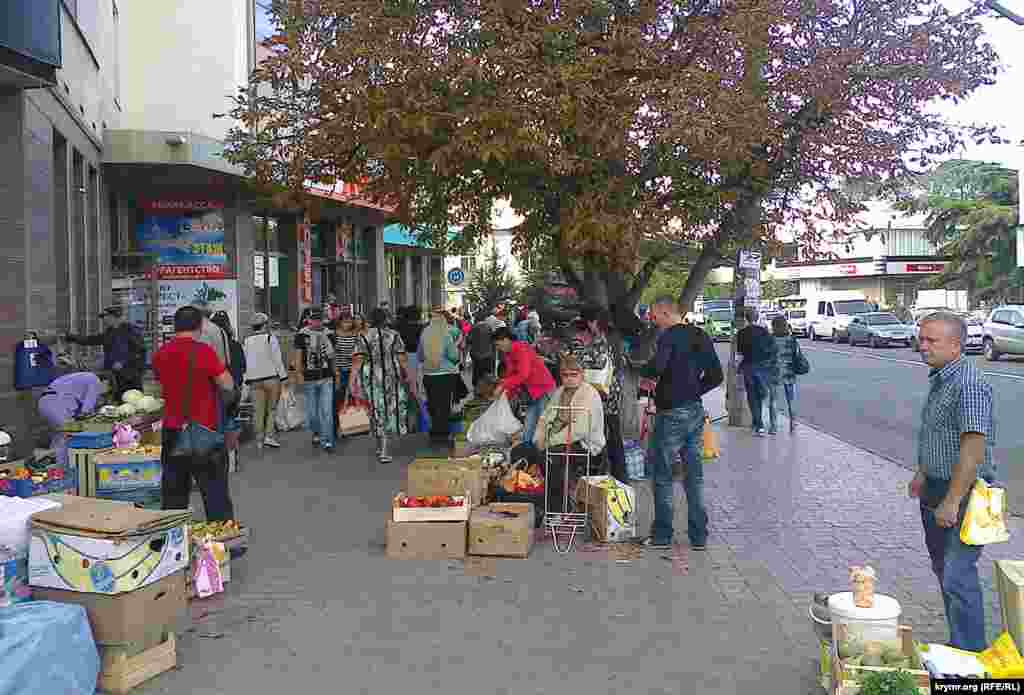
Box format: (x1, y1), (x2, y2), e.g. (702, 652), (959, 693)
(771, 316), (808, 434)
(152, 306), (237, 520)
(350, 308), (412, 463)
(570, 306), (625, 481)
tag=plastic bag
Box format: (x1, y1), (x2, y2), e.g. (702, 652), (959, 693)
(192, 540), (225, 599)
(467, 394), (522, 446)
(702, 417), (720, 460)
(0, 601), (100, 695)
(979, 632), (1024, 677)
(960, 479), (1010, 545)
(338, 399), (371, 436)
(623, 439), (647, 480)
(275, 386), (304, 432)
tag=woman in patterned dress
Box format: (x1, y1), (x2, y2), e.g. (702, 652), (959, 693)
(351, 308), (412, 463)
(570, 306), (625, 481)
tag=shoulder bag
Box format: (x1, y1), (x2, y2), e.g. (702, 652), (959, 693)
(792, 338), (810, 376)
(168, 343), (225, 458)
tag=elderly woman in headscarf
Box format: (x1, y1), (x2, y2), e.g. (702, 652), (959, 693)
(351, 308), (412, 463)
(418, 306), (463, 444)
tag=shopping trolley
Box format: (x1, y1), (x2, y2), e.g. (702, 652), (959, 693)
(543, 405), (593, 554)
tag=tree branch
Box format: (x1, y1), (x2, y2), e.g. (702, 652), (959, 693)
(986, 0), (1024, 25)
(625, 255), (666, 307)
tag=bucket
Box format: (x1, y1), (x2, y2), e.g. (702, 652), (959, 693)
(828, 592), (901, 657)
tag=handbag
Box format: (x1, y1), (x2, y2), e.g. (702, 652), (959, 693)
(338, 398), (371, 436)
(583, 359), (614, 396)
(792, 338), (810, 376)
(960, 479), (1010, 546)
(702, 416), (720, 460)
(168, 344), (225, 458)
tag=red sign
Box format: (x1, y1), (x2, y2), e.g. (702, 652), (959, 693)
(299, 221), (312, 304)
(905, 263), (944, 273)
(145, 265), (230, 279)
(140, 199), (224, 213)
(838, 264), (859, 275)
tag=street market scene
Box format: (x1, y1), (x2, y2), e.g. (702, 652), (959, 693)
(4, 0), (1024, 693)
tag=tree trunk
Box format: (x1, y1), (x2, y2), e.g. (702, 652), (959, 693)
(678, 243), (724, 312)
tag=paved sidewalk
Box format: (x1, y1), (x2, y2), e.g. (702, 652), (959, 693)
(137, 388), (1022, 694)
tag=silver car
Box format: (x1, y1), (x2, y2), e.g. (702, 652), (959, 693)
(911, 312), (984, 353)
(847, 312), (913, 348)
(983, 305), (1024, 361)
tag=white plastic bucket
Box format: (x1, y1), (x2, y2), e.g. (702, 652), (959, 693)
(828, 592), (901, 652)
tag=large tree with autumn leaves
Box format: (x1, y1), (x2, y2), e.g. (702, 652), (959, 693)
(224, 0), (1002, 315)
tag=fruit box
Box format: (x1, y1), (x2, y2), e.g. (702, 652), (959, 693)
(995, 560), (1024, 654)
(385, 520), (466, 560)
(392, 493), (470, 523)
(830, 624), (930, 695)
(468, 503), (534, 558)
(92, 450), (162, 495)
(407, 457), (488, 507)
(574, 476), (637, 543)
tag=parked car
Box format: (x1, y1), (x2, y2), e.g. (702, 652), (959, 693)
(785, 309), (809, 337)
(910, 312), (984, 353)
(703, 309), (735, 342)
(847, 312), (913, 348)
(983, 305), (1024, 361)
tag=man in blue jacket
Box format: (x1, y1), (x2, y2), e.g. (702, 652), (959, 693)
(66, 306), (146, 400)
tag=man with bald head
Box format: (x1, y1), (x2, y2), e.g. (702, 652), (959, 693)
(909, 311), (998, 651)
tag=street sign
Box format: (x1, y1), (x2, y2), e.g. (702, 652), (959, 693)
(447, 267), (466, 286)
(738, 250), (762, 270)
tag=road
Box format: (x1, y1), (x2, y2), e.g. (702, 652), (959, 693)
(715, 339), (1024, 511)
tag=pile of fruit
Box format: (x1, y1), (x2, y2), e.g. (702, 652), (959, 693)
(501, 464), (544, 495)
(191, 520), (244, 540)
(838, 639), (922, 670)
(396, 495), (465, 508)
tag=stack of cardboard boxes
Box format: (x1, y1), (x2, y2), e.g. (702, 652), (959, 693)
(28, 496), (191, 694)
(386, 451), (536, 560)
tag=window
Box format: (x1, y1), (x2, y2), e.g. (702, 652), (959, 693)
(818, 301), (827, 315)
(993, 310), (1009, 324)
(1011, 312), (1023, 327)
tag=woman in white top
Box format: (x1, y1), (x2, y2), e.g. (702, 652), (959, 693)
(243, 312), (288, 448)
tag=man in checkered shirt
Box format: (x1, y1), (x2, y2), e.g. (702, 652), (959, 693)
(908, 312), (997, 651)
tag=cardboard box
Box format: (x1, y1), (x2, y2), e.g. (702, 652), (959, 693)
(99, 632), (177, 695)
(575, 476), (637, 543)
(385, 520), (466, 560)
(407, 457), (488, 506)
(392, 493), (470, 522)
(831, 624), (929, 694)
(996, 560), (1024, 653)
(33, 570), (186, 659)
(468, 503), (534, 557)
(29, 497), (191, 594)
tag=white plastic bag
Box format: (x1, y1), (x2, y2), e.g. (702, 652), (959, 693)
(275, 386), (304, 432)
(467, 394), (522, 446)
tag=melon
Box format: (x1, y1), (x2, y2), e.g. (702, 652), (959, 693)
(121, 389), (145, 405)
(116, 403), (137, 418)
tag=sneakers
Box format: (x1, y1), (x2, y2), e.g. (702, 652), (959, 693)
(691, 543), (707, 551)
(635, 537), (672, 550)
(767, 428), (778, 435)
(378, 454), (393, 464)
(322, 444), (334, 453)
(263, 436), (281, 448)
(312, 435), (321, 447)
(752, 428), (766, 437)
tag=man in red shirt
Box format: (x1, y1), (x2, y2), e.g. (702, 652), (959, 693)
(492, 327), (555, 444)
(153, 306), (236, 520)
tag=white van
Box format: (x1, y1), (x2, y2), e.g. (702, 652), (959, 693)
(806, 291), (878, 343)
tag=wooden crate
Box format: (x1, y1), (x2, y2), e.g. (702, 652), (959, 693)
(996, 560), (1024, 653)
(392, 494), (470, 522)
(70, 447), (114, 496)
(98, 632), (176, 694)
(831, 624), (929, 695)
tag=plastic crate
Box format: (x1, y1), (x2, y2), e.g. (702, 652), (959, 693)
(68, 431), (114, 449)
(0, 476), (50, 498)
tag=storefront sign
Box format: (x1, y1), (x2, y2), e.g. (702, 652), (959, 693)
(156, 280), (238, 348)
(299, 221), (313, 304)
(838, 264), (859, 275)
(904, 262), (945, 273)
(254, 256), (265, 288)
(136, 200), (227, 278)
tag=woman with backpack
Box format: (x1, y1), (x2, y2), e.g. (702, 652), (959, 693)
(770, 315), (808, 434)
(243, 312), (287, 449)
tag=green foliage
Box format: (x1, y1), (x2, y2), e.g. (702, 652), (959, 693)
(463, 248), (520, 319)
(641, 256), (690, 305)
(856, 669), (919, 695)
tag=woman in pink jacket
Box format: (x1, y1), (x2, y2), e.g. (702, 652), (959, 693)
(492, 327), (555, 444)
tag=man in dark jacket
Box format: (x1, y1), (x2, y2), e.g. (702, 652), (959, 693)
(736, 307), (777, 435)
(66, 306), (146, 399)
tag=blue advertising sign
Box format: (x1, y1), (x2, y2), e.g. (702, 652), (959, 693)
(447, 268), (466, 286)
(136, 201), (226, 276)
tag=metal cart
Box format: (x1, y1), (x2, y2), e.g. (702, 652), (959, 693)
(543, 405), (593, 554)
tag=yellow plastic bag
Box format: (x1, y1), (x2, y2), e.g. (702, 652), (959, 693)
(702, 417), (720, 460)
(960, 479), (1010, 546)
(980, 632), (1024, 677)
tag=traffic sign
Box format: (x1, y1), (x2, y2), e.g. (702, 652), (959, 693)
(738, 250), (762, 270)
(447, 268), (466, 286)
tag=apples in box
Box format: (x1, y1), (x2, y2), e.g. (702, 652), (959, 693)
(385, 520), (466, 560)
(468, 503), (534, 558)
(407, 456), (489, 506)
(575, 476), (637, 543)
(29, 496), (191, 594)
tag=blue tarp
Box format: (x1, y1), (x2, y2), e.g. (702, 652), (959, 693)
(0, 601), (99, 695)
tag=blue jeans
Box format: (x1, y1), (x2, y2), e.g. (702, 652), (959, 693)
(742, 365), (772, 431)
(303, 379), (335, 447)
(920, 477), (985, 651)
(522, 392), (550, 445)
(648, 402), (707, 546)
(767, 382), (797, 431)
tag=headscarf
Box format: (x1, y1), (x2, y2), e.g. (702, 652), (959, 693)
(421, 307), (450, 372)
